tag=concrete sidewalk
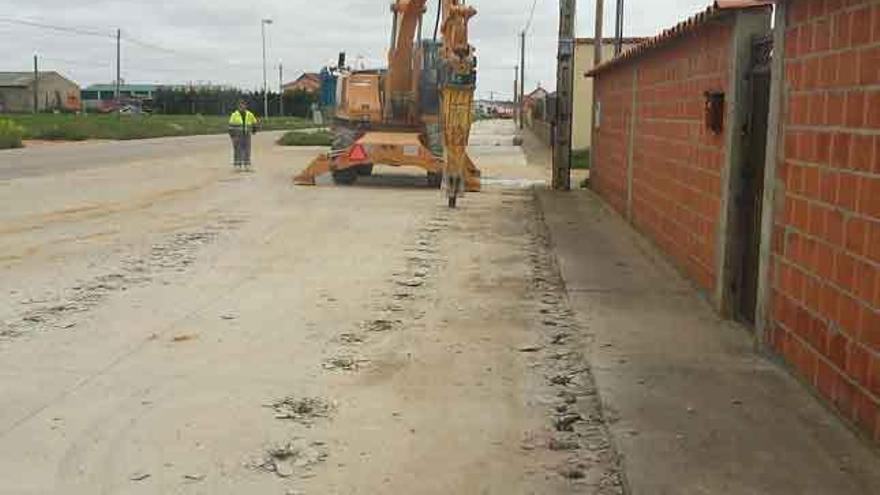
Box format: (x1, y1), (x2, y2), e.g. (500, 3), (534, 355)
(537, 189), (880, 494)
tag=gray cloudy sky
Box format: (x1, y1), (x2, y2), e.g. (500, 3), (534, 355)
(0, 1), (713, 100)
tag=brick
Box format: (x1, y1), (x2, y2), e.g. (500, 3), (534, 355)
(874, 136), (880, 173)
(857, 176), (879, 217)
(821, 283), (842, 322)
(854, 259), (878, 305)
(870, 221), (880, 264)
(851, 6), (873, 47)
(834, 251), (858, 293)
(817, 241), (836, 279)
(850, 134), (875, 172)
(803, 165), (821, 196)
(809, 93), (826, 125)
(845, 216), (869, 256)
(826, 91), (845, 126)
(839, 51), (860, 87)
(837, 172), (860, 210)
(816, 131), (832, 165)
(869, 354), (880, 397)
(833, 373), (857, 420)
(827, 329), (849, 369)
(859, 47), (880, 85)
(809, 202), (827, 237)
(824, 207), (846, 246)
(846, 340), (871, 387)
(831, 133), (851, 169)
(854, 391), (879, 439)
(868, 91), (880, 129)
(874, 5), (880, 43)
(845, 91), (866, 127)
(838, 293), (862, 338)
(820, 170), (839, 204)
(816, 358), (838, 400)
(832, 11), (853, 51)
(860, 307), (879, 353)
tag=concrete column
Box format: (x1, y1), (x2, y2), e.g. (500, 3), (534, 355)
(626, 67), (638, 221)
(714, 9), (772, 315)
(755, 2), (788, 349)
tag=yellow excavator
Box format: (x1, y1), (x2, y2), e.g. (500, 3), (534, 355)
(293, 0), (479, 208)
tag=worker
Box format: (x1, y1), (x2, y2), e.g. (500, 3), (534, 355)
(228, 100), (259, 171)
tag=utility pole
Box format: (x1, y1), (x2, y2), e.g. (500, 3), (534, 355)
(116, 29), (121, 111)
(279, 62), (284, 117)
(261, 19), (273, 120)
(519, 31), (526, 130)
(614, 0), (625, 56)
(594, 0), (605, 67)
(33, 54), (39, 114)
(514, 65), (519, 127)
(553, 0), (576, 191)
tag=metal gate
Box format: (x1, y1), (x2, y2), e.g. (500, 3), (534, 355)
(734, 34), (773, 325)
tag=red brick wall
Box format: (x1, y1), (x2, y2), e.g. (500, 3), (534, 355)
(767, 0), (880, 442)
(592, 21), (733, 293)
(592, 67), (635, 215)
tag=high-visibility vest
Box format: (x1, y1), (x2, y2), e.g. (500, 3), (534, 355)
(229, 110), (258, 132)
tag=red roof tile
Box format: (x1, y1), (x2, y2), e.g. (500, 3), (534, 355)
(586, 0), (773, 76)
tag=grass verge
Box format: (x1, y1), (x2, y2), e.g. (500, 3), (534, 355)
(4, 114), (315, 142)
(0, 119), (25, 149)
(276, 130), (333, 147)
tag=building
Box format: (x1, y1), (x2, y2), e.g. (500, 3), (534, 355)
(589, 0), (879, 444)
(283, 73), (321, 94)
(0, 71), (80, 113)
(573, 38), (644, 150)
(476, 99), (515, 119)
(81, 83), (161, 112)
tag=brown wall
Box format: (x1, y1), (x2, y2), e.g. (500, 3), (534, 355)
(592, 19), (735, 293)
(767, 0), (880, 442)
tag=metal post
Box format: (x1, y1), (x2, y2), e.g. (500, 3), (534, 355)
(262, 19), (272, 119)
(553, 0), (576, 191)
(116, 28), (121, 114)
(615, 0), (625, 56)
(279, 62), (284, 117)
(514, 65), (519, 127)
(33, 54), (39, 113)
(520, 31), (526, 130)
(595, 0), (605, 67)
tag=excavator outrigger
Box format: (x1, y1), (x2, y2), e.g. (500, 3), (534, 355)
(293, 0), (479, 208)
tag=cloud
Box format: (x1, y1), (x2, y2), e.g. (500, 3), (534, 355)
(0, 0), (715, 99)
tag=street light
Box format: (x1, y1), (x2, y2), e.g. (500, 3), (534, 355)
(261, 18), (273, 120)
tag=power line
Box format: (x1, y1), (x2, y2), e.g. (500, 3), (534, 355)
(0, 17), (114, 39)
(523, 0), (539, 34)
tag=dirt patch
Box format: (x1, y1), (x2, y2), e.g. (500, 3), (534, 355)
(254, 439), (328, 479)
(266, 396), (336, 424)
(525, 191), (628, 493)
(1, 221), (239, 340)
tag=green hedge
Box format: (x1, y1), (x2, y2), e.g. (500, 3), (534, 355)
(0, 119), (24, 149)
(276, 130), (332, 147)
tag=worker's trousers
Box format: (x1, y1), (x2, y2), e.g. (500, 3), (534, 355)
(230, 132), (252, 168)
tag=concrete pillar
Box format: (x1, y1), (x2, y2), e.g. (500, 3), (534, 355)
(714, 9), (773, 315)
(755, 2), (788, 349)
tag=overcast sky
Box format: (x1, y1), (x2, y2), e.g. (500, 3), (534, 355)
(0, 0), (713, 100)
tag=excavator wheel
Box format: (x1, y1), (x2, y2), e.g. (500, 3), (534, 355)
(332, 168), (358, 185)
(427, 172), (442, 189)
(356, 164), (374, 176)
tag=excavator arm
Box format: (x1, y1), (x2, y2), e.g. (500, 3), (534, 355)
(386, 0), (428, 123)
(438, 0), (479, 205)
